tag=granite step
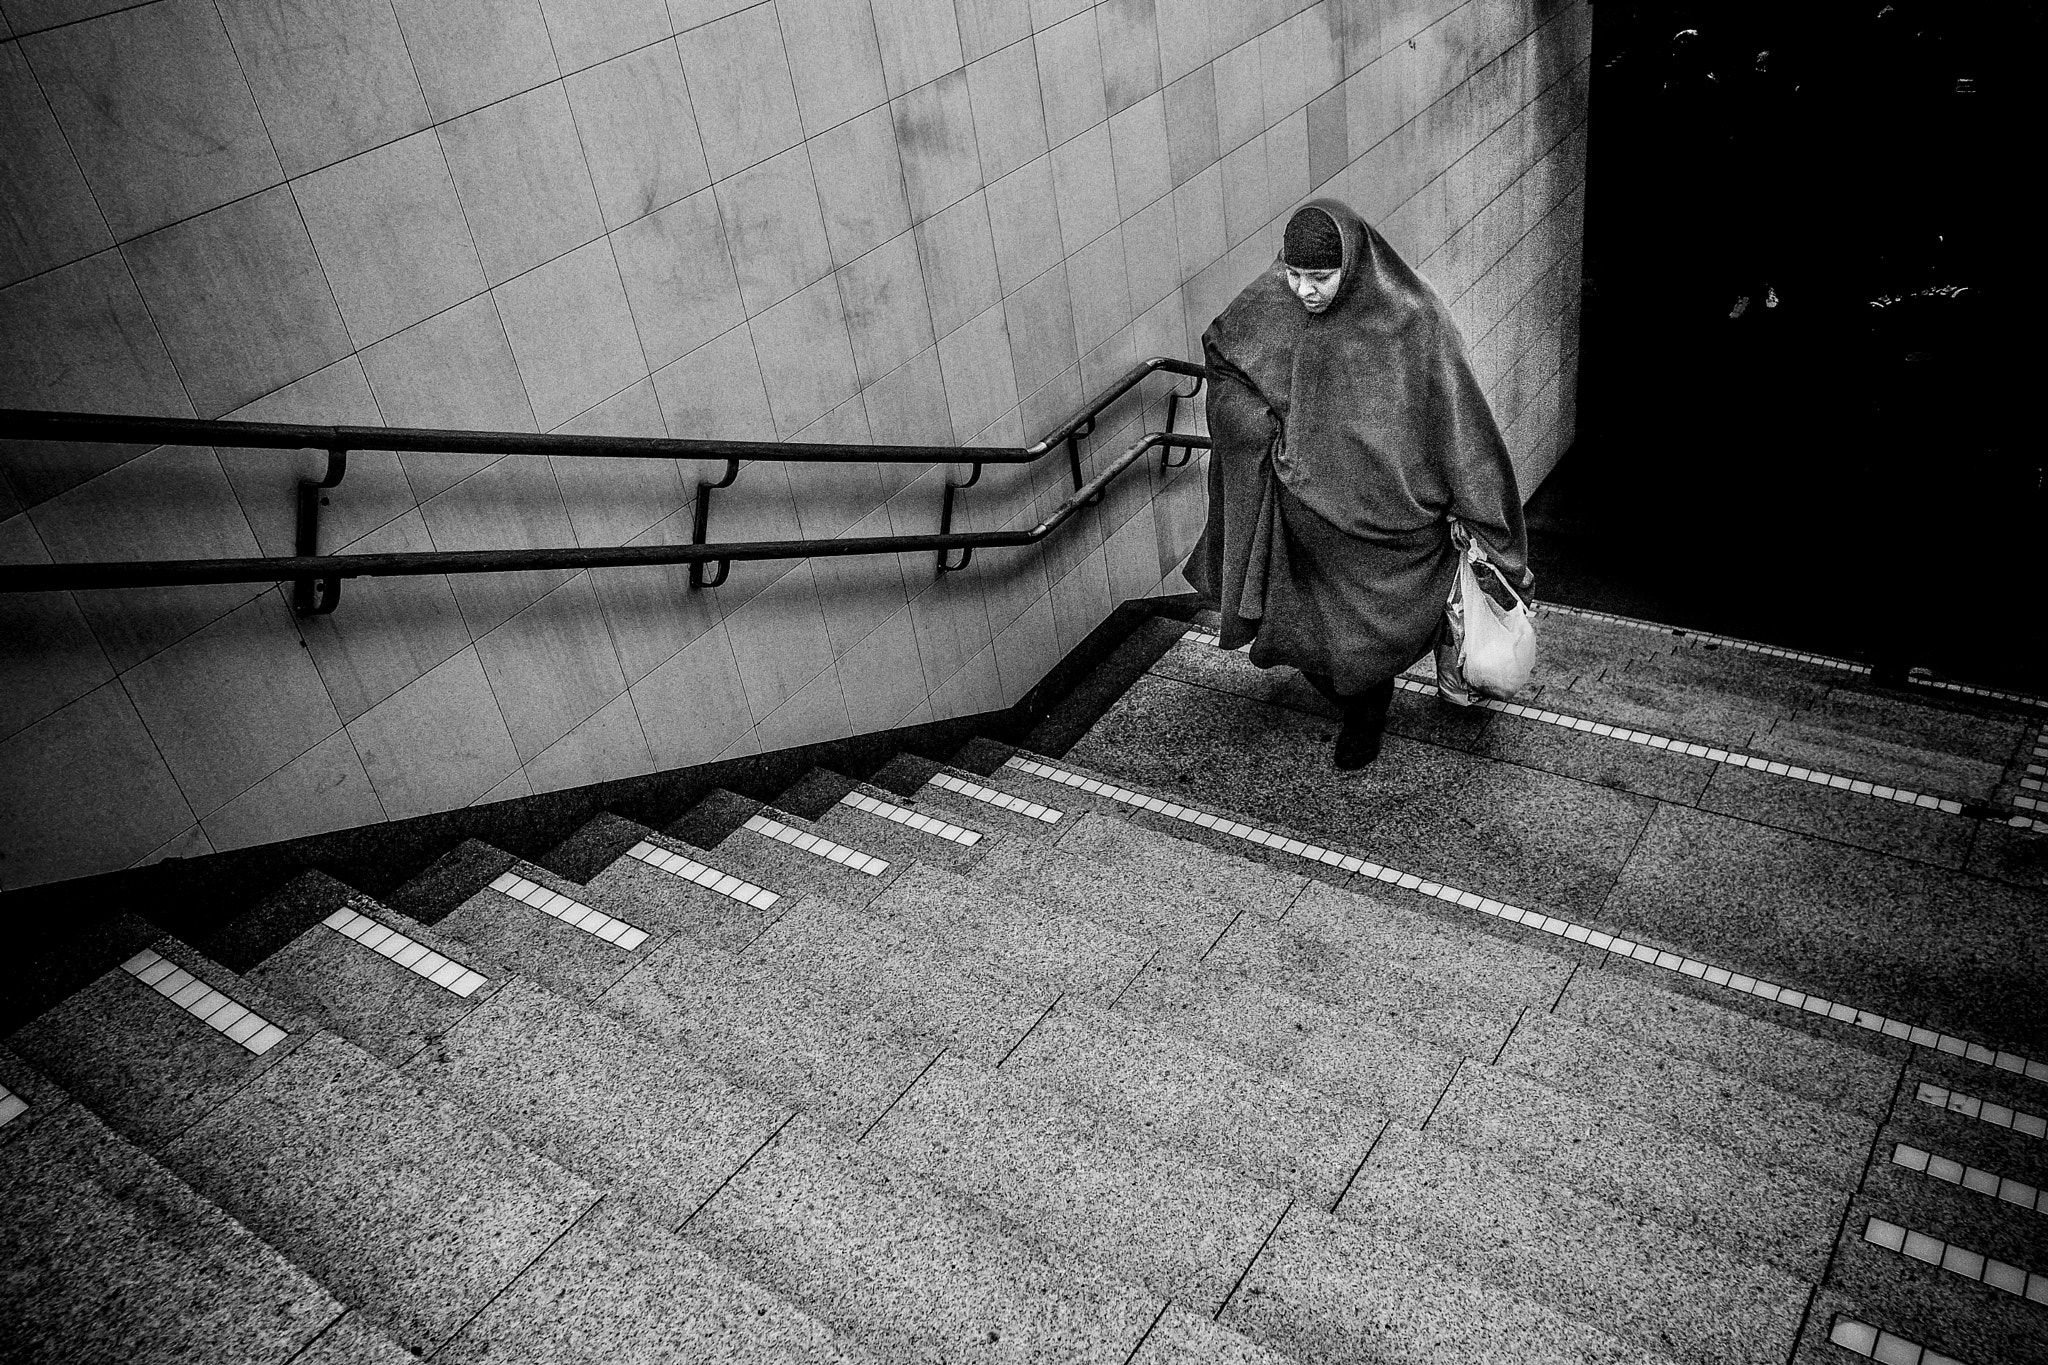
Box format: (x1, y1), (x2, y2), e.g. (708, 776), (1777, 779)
(235, 888), (1277, 1364)
(794, 768), (1003, 874)
(1821, 1195), (2048, 1365)
(0, 1056), (376, 1365)
(1337, 1124), (1813, 1365)
(653, 790), (907, 911)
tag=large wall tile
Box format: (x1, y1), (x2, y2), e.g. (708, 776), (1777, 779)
(537, 0), (667, 72)
(590, 505), (721, 684)
(1096, 0), (1160, 115)
(524, 687), (656, 793)
(936, 301), (1017, 444)
(677, 4), (803, 180)
(293, 131), (486, 348)
(991, 587), (1056, 704)
(1108, 90), (1172, 218)
(982, 156), (1061, 294)
(1048, 121), (1116, 254)
(1122, 193), (1180, 313)
(964, 36), (1045, 184)
(1153, 0), (1211, 84)
(217, 0), (429, 178)
(1065, 226), (1129, 353)
(702, 458), (805, 609)
(1211, 35), (1263, 153)
(564, 41), (710, 232)
(359, 294), (536, 498)
(891, 70), (980, 223)
(806, 504), (908, 652)
(200, 727), (386, 851)
(389, 0), (556, 121)
(419, 453), (579, 637)
(809, 107), (912, 268)
(780, 0), (888, 134)
(952, 0), (1028, 64)
(629, 621), (752, 769)
(651, 323), (775, 441)
(752, 657), (853, 751)
(838, 231), (935, 388)
(24, 0), (280, 238)
(0, 681), (195, 889)
(715, 145), (833, 315)
(1162, 64), (1218, 187)
(1032, 10), (1104, 150)
(123, 588), (341, 817)
(750, 275), (860, 438)
(1217, 135), (1267, 247)
(440, 83), (604, 287)
(722, 562), (834, 719)
(346, 646), (521, 819)
(30, 444), (266, 670)
(495, 238), (646, 431)
(870, 0), (962, 97)
(861, 345), (952, 445)
(473, 571), (628, 762)
(123, 187), (351, 419)
(1003, 260), (1075, 398)
(0, 249), (188, 414)
(0, 38), (109, 286)
(913, 191), (999, 339)
(296, 510), (471, 724)
(611, 186), (743, 371)
(550, 378), (685, 546)
(218, 357), (416, 559)
(0, 511), (112, 743)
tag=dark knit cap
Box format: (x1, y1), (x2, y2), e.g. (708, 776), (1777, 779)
(1282, 208), (1343, 270)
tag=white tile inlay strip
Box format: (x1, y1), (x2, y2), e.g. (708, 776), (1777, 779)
(1892, 1143), (2045, 1215)
(1914, 1082), (2048, 1138)
(838, 791), (981, 845)
(1909, 670), (2048, 713)
(1530, 603), (1876, 673)
(1862, 1217), (2048, 1304)
(1827, 1316), (1966, 1365)
(621, 844), (779, 912)
(927, 771), (1060, 823)
(742, 813), (889, 875)
(121, 949), (288, 1054)
(0, 1084), (26, 1129)
(1003, 756), (2048, 1087)
(1185, 629), (1978, 819)
(322, 908), (487, 997)
(491, 871), (654, 948)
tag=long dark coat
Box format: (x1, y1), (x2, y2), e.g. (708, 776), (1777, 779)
(1183, 199), (1532, 695)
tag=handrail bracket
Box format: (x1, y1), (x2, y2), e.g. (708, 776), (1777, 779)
(936, 460), (984, 573)
(293, 446), (348, 616)
(690, 457), (742, 589)
(1161, 375), (1205, 468)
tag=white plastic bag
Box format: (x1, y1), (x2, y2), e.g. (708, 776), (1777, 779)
(1435, 532), (1536, 702)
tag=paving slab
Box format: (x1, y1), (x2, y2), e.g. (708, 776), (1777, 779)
(246, 894), (502, 1068)
(1752, 696), (2021, 801)
(581, 834), (783, 951)
(1966, 819), (2048, 892)
(1698, 761), (1978, 869)
(862, 863), (1153, 1003)
(1600, 804), (2048, 1056)
(1427, 1063), (1848, 1279)
(159, 1031), (597, 1356)
(401, 976), (789, 1233)
(1284, 879), (1575, 1009)
(1498, 1009), (1879, 1189)
(1825, 1200), (2048, 1365)
(435, 861), (662, 1005)
(8, 936), (311, 1153)
(1858, 1131), (2048, 1274)
(0, 1102), (344, 1365)
(1224, 1203), (1682, 1365)
(1554, 667), (1778, 751)
(1556, 961), (1906, 1120)
(1128, 1305), (1297, 1365)
(1066, 674), (1656, 918)
(1472, 704), (1721, 804)
(810, 775), (999, 874)
(290, 1312), (416, 1365)
(740, 894), (1048, 1066)
(435, 1195), (875, 1365)
(1889, 1058), (2048, 1195)
(1052, 808), (1309, 920)
(1204, 905), (1519, 1059)
(1339, 1124), (1811, 1365)
(965, 834), (1241, 956)
(688, 1114), (1162, 1363)
(708, 806), (903, 909)
(1000, 997), (1382, 1205)
(1112, 950), (1460, 1124)
(597, 934), (938, 1135)
(864, 1053), (1289, 1316)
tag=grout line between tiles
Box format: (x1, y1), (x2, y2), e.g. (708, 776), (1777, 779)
(1547, 960), (1581, 1014)
(437, 1192), (610, 1352)
(1212, 1197), (1294, 1324)
(1000, 755), (2048, 1088)
(1117, 1298), (1175, 1365)
(1197, 905), (1248, 963)
(1106, 950), (1157, 1011)
(1418, 1056), (1467, 1133)
(994, 995), (1064, 1070)
(856, 1047), (947, 1144)
(676, 1110), (799, 1234)
(1786, 1061), (1910, 1365)
(1328, 1118), (1393, 1217)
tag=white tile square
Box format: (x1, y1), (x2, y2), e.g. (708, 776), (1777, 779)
(428, 961), (467, 989)
(223, 1012), (266, 1045)
(245, 1023), (289, 1054)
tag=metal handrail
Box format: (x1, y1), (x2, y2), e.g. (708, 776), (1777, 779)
(0, 356), (1204, 613)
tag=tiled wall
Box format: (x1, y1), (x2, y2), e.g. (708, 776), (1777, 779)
(0, 0), (1591, 890)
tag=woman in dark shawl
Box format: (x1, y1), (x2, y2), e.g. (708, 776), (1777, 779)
(1184, 199), (1533, 768)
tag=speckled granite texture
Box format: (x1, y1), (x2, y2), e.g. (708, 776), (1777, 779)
(581, 833), (783, 949)
(289, 1311), (416, 1365)
(435, 858), (661, 1004)
(965, 835), (1241, 956)
(158, 1031), (597, 1356)
(687, 1113), (1163, 1363)
(710, 808), (902, 909)
(864, 1054), (1288, 1316)
(810, 775), (999, 873)
(0, 1102), (344, 1365)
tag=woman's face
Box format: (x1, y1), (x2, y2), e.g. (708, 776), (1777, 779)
(1285, 267), (1341, 313)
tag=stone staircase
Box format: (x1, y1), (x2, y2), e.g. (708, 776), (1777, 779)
(3, 606), (2044, 1365)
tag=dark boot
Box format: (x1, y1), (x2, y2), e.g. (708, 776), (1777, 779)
(1333, 678), (1396, 769)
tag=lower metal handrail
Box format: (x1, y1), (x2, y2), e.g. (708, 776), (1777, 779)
(0, 432), (1209, 602)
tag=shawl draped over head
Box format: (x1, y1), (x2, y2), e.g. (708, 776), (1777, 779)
(1183, 198), (1532, 695)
